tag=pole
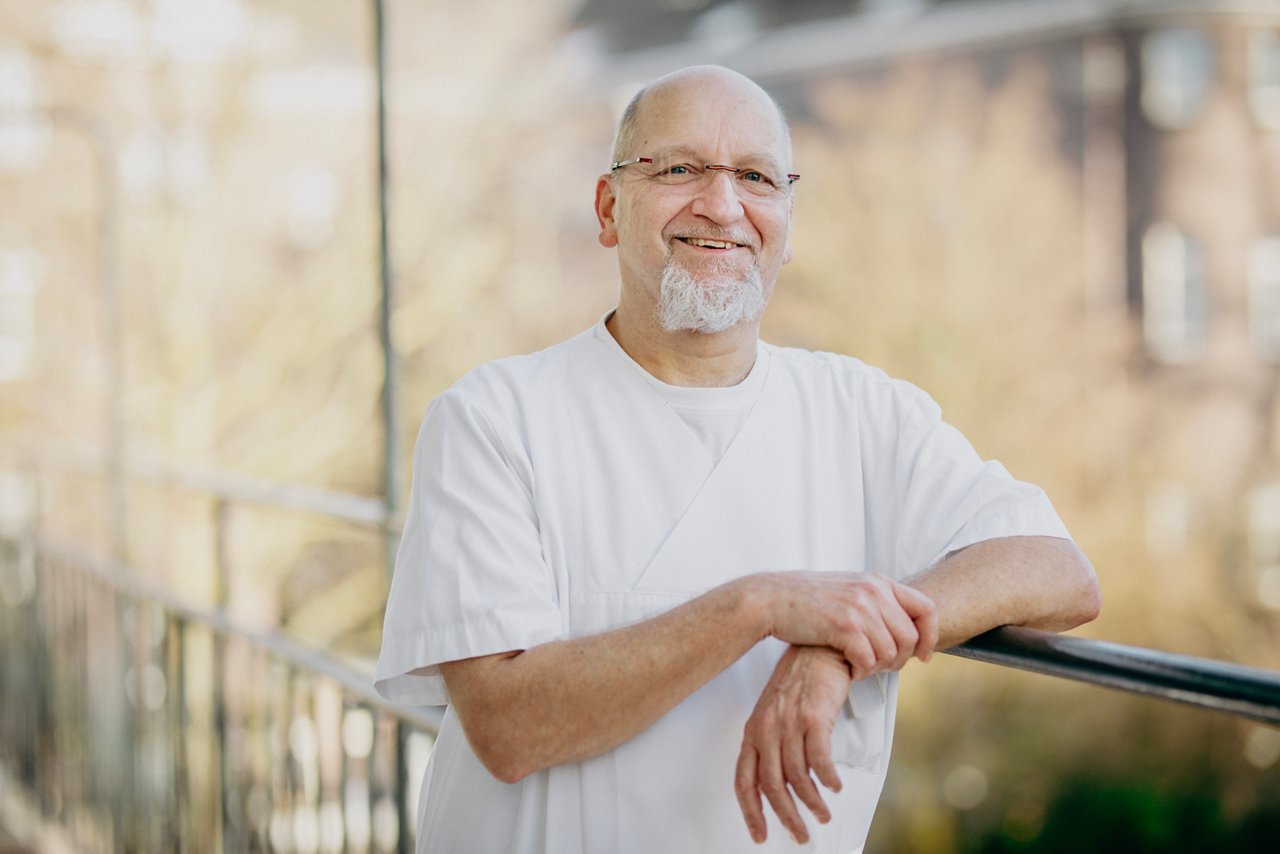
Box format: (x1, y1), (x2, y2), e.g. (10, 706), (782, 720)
(373, 0), (400, 577)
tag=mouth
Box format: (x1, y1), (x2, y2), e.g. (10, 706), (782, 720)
(674, 236), (749, 251)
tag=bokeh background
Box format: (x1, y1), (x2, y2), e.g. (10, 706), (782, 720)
(2, 0), (1279, 851)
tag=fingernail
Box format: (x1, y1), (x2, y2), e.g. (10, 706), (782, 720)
(751, 829), (764, 844)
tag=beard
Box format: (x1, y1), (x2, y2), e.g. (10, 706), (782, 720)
(656, 255), (766, 334)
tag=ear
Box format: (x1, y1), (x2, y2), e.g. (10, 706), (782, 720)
(595, 175), (619, 248)
(782, 243), (794, 265)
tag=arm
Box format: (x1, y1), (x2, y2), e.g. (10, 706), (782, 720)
(438, 571), (936, 784)
(907, 535), (1101, 648)
(735, 535), (1101, 845)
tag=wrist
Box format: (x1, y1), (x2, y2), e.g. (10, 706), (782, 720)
(725, 574), (775, 644)
(798, 643), (854, 679)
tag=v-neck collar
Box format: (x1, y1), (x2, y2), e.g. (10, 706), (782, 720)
(591, 312), (770, 411)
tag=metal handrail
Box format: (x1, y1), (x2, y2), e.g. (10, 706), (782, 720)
(19, 448), (1280, 730)
(2, 530), (439, 852)
(42, 537), (438, 732)
(948, 626), (1280, 727)
(37, 530), (1280, 729)
(12, 448), (395, 529)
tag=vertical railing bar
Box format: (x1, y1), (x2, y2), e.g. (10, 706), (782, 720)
(168, 611), (187, 853)
(339, 693), (352, 853)
(395, 724), (409, 854)
(212, 497), (230, 853)
(109, 584), (126, 852)
(367, 703), (379, 854)
(69, 558), (86, 845)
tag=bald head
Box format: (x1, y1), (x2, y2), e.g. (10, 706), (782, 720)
(611, 66), (793, 169)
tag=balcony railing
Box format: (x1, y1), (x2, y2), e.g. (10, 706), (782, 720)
(0, 534), (438, 854)
(2, 457), (1279, 852)
(0, 455), (431, 853)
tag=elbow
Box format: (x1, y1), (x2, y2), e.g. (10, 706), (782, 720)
(1063, 545), (1102, 628)
(465, 724), (535, 785)
(1074, 575), (1103, 627)
(1024, 539), (1101, 633)
(485, 758), (531, 786)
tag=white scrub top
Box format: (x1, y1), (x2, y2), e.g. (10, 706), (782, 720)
(376, 315), (1071, 853)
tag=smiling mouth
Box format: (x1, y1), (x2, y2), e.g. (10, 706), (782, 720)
(676, 237), (745, 250)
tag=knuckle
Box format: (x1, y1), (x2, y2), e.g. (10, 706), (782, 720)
(849, 645), (874, 669)
(799, 709), (826, 730)
(760, 780), (787, 798)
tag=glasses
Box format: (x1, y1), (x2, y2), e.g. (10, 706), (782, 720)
(610, 155), (799, 200)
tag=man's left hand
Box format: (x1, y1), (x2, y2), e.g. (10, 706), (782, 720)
(734, 644), (853, 845)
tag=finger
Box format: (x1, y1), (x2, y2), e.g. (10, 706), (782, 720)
(878, 598), (921, 672)
(893, 584), (938, 662)
(758, 742), (810, 844)
(860, 587), (917, 672)
(891, 580), (934, 618)
(782, 725), (829, 825)
(914, 603), (938, 661)
(805, 726), (842, 794)
(842, 634), (877, 680)
(734, 745), (767, 844)
(857, 604), (900, 671)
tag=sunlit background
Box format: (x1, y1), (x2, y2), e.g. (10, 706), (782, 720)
(1, 0), (1279, 851)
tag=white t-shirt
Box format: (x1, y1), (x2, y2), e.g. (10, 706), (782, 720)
(376, 314), (1071, 854)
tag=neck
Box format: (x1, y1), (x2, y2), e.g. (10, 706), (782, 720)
(606, 302), (759, 388)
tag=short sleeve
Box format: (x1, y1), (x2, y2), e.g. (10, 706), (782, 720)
(891, 392), (1071, 578)
(374, 388), (562, 706)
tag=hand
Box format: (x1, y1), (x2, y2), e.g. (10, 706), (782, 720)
(754, 572), (938, 679)
(734, 645), (852, 845)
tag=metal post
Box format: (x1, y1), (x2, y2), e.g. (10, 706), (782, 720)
(213, 498), (230, 852)
(371, 9), (410, 849)
(373, 0), (400, 580)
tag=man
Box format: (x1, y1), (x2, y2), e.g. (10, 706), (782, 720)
(375, 65), (1100, 853)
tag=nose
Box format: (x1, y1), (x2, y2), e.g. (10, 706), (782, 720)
(688, 168), (745, 224)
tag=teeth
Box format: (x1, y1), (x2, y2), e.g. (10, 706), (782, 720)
(684, 238), (737, 249)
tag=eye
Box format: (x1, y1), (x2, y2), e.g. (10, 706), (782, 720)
(740, 170), (773, 186)
(665, 163), (695, 176)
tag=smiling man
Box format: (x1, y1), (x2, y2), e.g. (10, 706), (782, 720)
(375, 66), (1100, 853)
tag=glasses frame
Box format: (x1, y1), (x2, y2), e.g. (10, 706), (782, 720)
(610, 156), (800, 197)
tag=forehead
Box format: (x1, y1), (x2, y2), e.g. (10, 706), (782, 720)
(629, 77), (789, 164)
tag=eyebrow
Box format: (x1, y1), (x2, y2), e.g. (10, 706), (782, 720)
(650, 144), (786, 172)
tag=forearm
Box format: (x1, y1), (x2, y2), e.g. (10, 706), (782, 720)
(907, 535), (1101, 650)
(439, 578), (769, 783)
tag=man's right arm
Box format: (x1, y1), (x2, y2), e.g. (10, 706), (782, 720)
(437, 571), (935, 784)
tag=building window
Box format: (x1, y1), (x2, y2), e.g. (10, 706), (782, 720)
(1141, 28), (1214, 129)
(1142, 223), (1207, 363)
(1249, 30), (1280, 130)
(1249, 236), (1280, 361)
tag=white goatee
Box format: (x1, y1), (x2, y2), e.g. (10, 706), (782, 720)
(656, 255), (765, 334)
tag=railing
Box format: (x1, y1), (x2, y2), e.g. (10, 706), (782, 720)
(3, 457), (1280, 852)
(947, 627), (1280, 726)
(0, 454), (430, 853)
(0, 534), (438, 854)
